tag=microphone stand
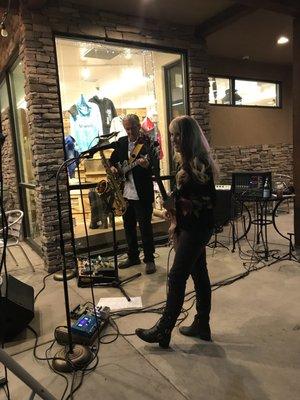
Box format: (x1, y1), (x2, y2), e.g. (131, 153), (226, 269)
(52, 135), (128, 372)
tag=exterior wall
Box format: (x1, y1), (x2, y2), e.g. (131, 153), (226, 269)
(208, 56), (293, 185)
(213, 143), (293, 184)
(208, 56), (292, 147)
(1, 1), (209, 270)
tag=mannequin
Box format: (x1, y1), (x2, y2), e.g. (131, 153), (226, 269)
(89, 88), (117, 135)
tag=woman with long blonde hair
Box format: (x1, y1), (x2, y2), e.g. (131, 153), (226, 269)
(136, 116), (217, 348)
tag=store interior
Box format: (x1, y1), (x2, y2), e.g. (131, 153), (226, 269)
(55, 38), (185, 245)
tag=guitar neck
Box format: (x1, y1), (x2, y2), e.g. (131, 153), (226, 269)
(122, 159), (139, 175)
(152, 170), (168, 202)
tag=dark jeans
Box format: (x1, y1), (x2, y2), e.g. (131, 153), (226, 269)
(164, 228), (213, 326)
(122, 200), (155, 263)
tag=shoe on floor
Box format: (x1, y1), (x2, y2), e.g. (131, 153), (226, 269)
(179, 316), (211, 341)
(118, 258), (141, 269)
(145, 261), (156, 274)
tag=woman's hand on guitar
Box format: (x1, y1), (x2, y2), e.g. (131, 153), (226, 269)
(163, 196), (175, 212)
(162, 210), (172, 221)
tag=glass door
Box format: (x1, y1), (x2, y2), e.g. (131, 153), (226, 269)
(164, 60), (186, 174)
(9, 59), (40, 245)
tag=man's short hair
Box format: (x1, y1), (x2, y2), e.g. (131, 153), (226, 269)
(123, 114), (140, 126)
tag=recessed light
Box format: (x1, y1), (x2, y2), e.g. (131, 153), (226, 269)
(277, 36), (289, 45)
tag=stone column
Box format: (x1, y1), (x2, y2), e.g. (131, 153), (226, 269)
(188, 43), (210, 141)
(19, 6), (72, 270)
(293, 18), (300, 246)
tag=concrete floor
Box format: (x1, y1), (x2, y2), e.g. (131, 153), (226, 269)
(1, 210), (300, 400)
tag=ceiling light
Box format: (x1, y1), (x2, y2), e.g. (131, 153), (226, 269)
(81, 67), (90, 80)
(124, 48), (132, 60)
(277, 36), (289, 45)
(0, 22), (8, 37)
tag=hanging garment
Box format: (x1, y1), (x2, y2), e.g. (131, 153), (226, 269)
(69, 94), (103, 153)
(64, 135), (80, 178)
(141, 116), (164, 160)
(110, 116), (127, 140)
(89, 96), (117, 135)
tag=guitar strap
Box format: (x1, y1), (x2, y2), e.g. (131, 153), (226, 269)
(128, 142), (144, 164)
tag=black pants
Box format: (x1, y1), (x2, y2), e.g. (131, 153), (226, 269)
(164, 228), (213, 326)
(122, 200), (155, 263)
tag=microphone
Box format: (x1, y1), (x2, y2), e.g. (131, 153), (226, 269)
(100, 131), (120, 140)
(81, 140), (116, 157)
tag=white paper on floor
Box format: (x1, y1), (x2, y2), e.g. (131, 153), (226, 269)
(97, 296), (143, 311)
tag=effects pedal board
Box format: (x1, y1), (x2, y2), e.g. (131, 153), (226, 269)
(77, 256), (116, 287)
(55, 306), (110, 346)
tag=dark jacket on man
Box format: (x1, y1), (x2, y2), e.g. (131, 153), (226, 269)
(109, 136), (154, 205)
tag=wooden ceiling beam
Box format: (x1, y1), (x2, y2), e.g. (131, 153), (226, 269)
(233, 0), (300, 17)
(196, 4), (255, 37)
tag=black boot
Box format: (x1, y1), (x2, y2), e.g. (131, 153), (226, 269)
(135, 316), (173, 348)
(179, 316), (211, 341)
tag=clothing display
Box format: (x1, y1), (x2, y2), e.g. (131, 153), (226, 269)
(89, 95), (117, 135)
(64, 135), (79, 178)
(69, 94), (103, 153)
(141, 116), (164, 160)
(110, 116), (127, 140)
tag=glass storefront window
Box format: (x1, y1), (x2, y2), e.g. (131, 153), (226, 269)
(235, 79), (280, 107)
(209, 76), (280, 107)
(209, 77), (231, 105)
(0, 80), (9, 114)
(9, 60), (40, 244)
(9, 61), (34, 184)
(55, 37), (186, 243)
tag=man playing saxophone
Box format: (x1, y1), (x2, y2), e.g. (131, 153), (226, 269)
(109, 114), (156, 274)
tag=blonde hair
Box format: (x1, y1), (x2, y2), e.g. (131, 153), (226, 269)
(169, 115), (218, 186)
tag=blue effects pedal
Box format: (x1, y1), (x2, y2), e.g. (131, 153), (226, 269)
(71, 314), (98, 338)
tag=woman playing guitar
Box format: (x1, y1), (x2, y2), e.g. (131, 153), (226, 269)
(136, 115), (218, 348)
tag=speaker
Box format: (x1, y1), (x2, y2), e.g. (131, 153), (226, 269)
(0, 274), (34, 341)
(214, 189), (232, 229)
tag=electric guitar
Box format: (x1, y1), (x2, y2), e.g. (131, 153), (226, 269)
(142, 138), (178, 247)
(118, 155), (149, 179)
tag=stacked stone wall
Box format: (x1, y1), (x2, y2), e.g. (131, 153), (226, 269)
(213, 143), (293, 185)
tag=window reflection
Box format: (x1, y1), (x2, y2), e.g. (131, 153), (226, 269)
(10, 62), (34, 184)
(209, 76), (280, 107)
(235, 79), (279, 107)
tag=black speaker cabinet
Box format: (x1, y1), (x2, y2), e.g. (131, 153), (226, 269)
(0, 274), (34, 341)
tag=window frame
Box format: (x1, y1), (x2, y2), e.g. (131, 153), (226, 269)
(208, 74), (282, 109)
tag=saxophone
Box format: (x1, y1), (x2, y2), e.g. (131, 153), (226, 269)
(99, 148), (127, 216)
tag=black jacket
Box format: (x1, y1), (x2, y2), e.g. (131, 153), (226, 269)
(109, 136), (154, 205)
